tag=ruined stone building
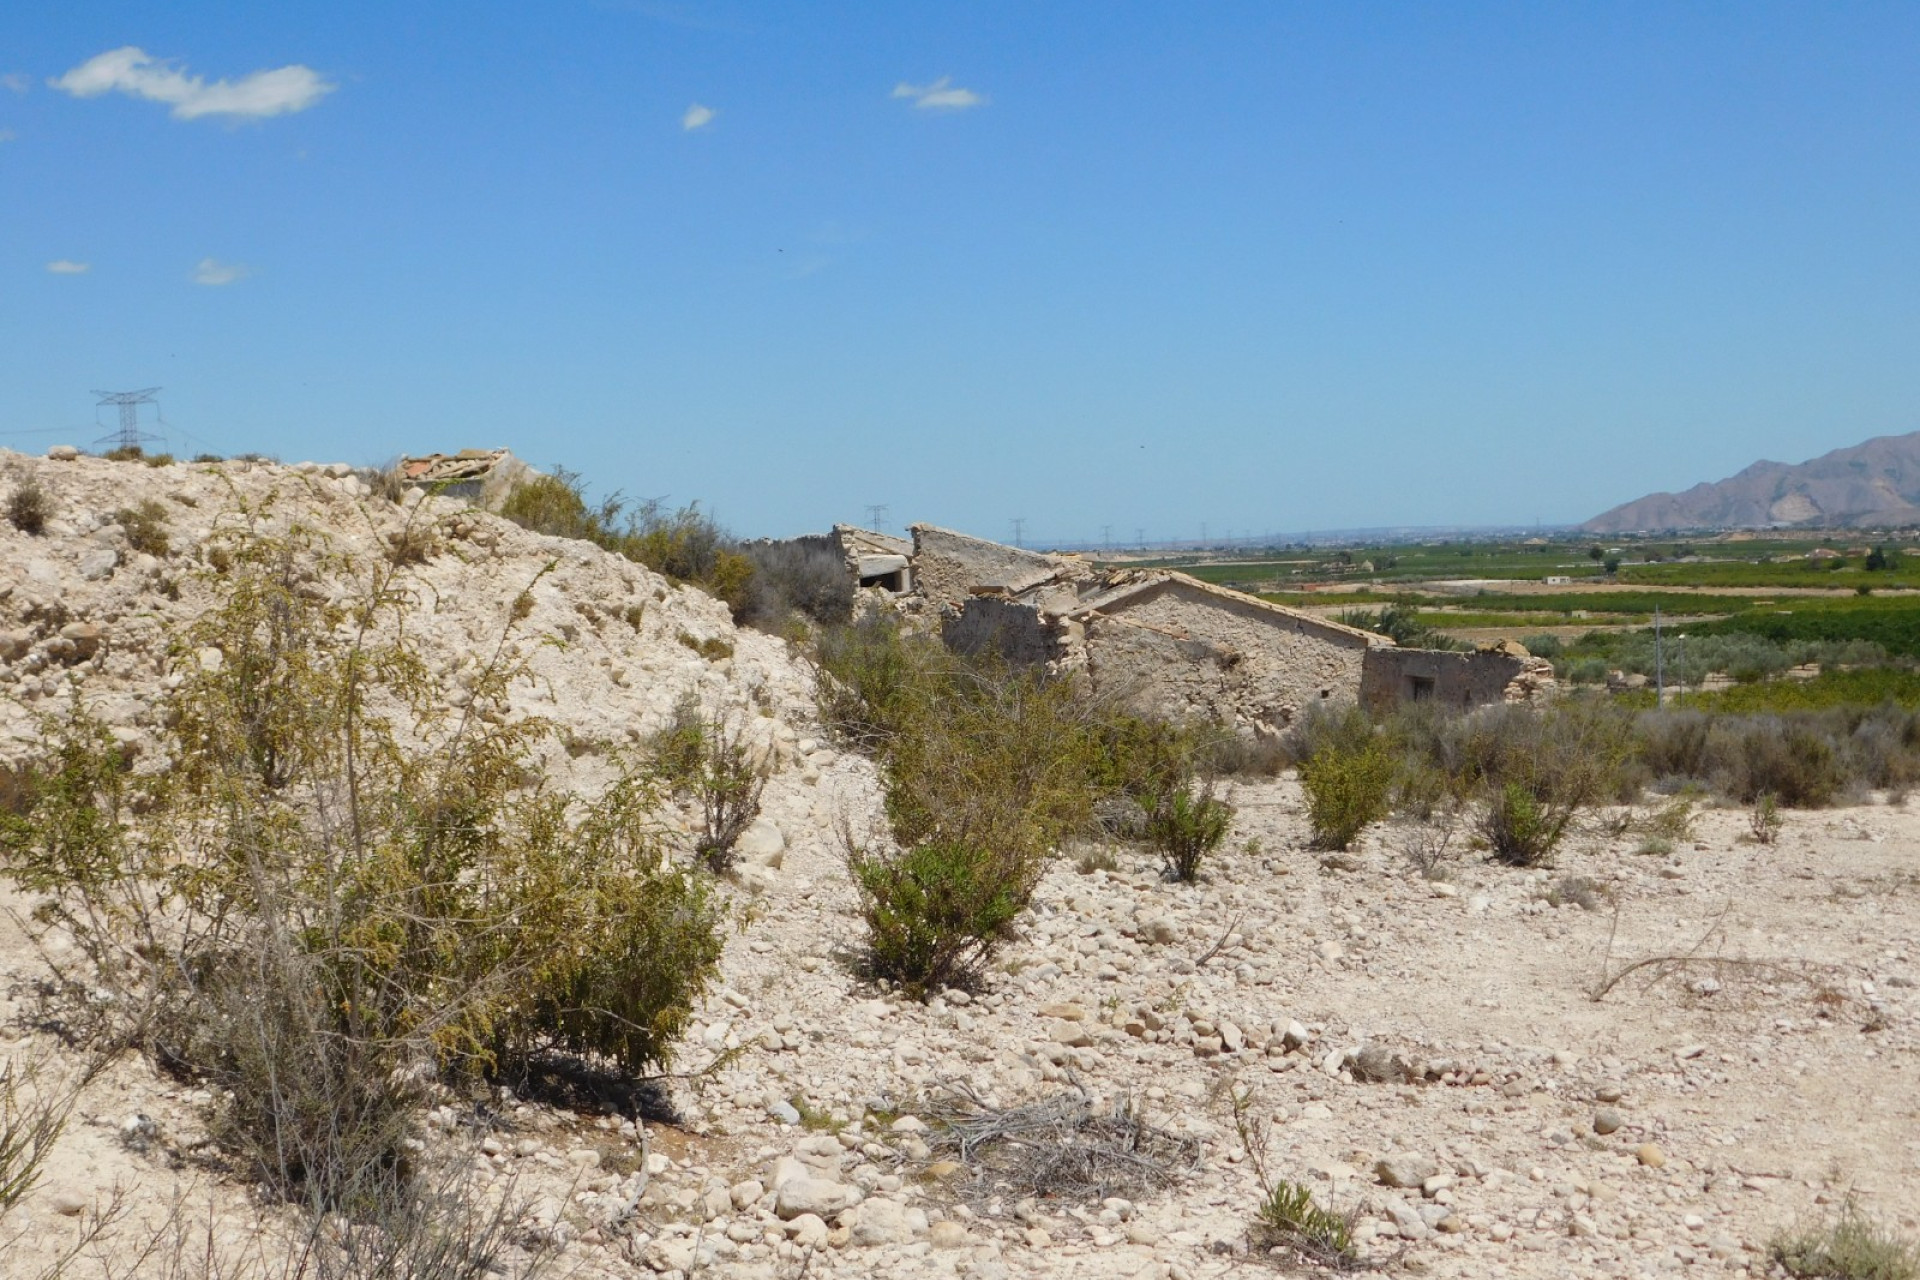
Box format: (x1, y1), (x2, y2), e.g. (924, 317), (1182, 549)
(905, 524), (1555, 735)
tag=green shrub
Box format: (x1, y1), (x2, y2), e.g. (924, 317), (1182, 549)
(1300, 735), (1397, 851)
(1750, 793), (1783, 844)
(1145, 780), (1232, 881)
(812, 613), (937, 752)
(5, 478), (48, 535)
(847, 839), (1030, 994)
(1482, 780), (1561, 866)
(1770, 1203), (1919, 1279)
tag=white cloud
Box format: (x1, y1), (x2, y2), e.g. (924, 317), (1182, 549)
(2, 72), (29, 94)
(681, 103), (715, 131)
(891, 76), (985, 110)
(46, 260), (90, 274)
(53, 47), (333, 121)
(193, 258), (248, 286)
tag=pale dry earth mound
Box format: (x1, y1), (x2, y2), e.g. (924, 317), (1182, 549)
(2, 449), (1918, 1280)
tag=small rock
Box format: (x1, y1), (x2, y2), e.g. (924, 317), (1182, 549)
(1592, 1108), (1624, 1135)
(776, 1176), (857, 1220)
(1635, 1143), (1666, 1169)
(850, 1197), (914, 1247)
(929, 1220), (968, 1249)
(1594, 1082), (1624, 1104)
(1023, 1227), (1052, 1249)
(48, 445), (80, 460)
(768, 1100), (802, 1125)
(785, 1213), (830, 1248)
(1282, 1021), (1310, 1050)
(79, 551), (118, 581)
(1376, 1155), (1440, 1188)
(1038, 1002), (1086, 1021)
(1126, 1222), (1160, 1245)
(730, 1179), (764, 1210)
(47, 1188), (88, 1217)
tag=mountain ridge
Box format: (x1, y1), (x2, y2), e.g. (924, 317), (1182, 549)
(1583, 431), (1920, 533)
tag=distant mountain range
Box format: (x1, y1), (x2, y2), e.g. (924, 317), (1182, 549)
(1583, 431), (1920, 533)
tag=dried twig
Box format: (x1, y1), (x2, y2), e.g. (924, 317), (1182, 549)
(919, 1081), (1199, 1207)
(1192, 911), (1247, 970)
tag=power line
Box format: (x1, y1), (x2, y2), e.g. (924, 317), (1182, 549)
(862, 503), (890, 531)
(1010, 517), (1025, 548)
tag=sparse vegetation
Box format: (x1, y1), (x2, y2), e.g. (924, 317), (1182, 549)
(651, 697), (768, 871)
(6, 476), (49, 535)
(1297, 707), (1397, 850)
(1770, 1202), (1919, 1280)
(1144, 778), (1232, 881)
(115, 498), (171, 555)
(1751, 792), (1784, 844)
(0, 528), (722, 1209)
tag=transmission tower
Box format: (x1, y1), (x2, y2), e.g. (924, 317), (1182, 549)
(862, 503), (890, 532)
(1010, 517), (1026, 548)
(92, 388), (164, 452)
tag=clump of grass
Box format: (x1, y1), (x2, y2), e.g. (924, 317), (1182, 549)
(678, 631), (734, 662)
(1145, 779), (1231, 882)
(1770, 1202), (1919, 1279)
(1751, 793), (1784, 844)
(1255, 1180), (1360, 1269)
(6, 477), (49, 535)
(115, 499), (170, 556)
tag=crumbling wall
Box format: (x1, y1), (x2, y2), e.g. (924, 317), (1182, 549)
(1077, 581), (1371, 733)
(1359, 647), (1558, 714)
(910, 525), (1088, 614)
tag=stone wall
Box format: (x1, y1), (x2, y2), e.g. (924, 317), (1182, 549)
(1075, 579), (1373, 733)
(1358, 647), (1555, 714)
(910, 525), (1088, 614)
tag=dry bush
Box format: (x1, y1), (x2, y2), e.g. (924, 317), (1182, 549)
(7, 477), (49, 535)
(0, 1054), (72, 1215)
(737, 539), (853, 631)
(0, 527), (721, 1210)
(649, 697), (767, 872)
(921, 1083), (1200, 1207)
(117, 499), (172, 555)
(1229, 1087), (1358, 1270)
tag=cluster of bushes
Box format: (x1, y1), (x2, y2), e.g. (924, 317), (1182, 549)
(498, 468), (851, 634)
(0, 529), (724, 1222)
(813, 615), (1235, 993)
(1291, 690), (1920, 869)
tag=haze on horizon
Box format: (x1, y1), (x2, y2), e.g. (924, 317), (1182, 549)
(5, 2), (1920, 545)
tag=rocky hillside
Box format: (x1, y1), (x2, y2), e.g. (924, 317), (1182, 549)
(1583, 430), (1920, 533)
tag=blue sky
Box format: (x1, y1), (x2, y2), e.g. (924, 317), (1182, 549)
(5, 3), (1920, 544)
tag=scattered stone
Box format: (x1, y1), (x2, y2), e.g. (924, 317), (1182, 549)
(775, 1175), (858, 1220)
(1592, 1107), (1624, 1135)
(1636, 1144), (1667, 1169)
(929, 1220), (968, 1249)
(1376, 1155), (1440, 1189)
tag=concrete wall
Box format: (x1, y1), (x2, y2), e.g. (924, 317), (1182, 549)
(1359, 647), (1539, 714)
(911, 525), (1086, 614)
(1077, 580), (1372, 733)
